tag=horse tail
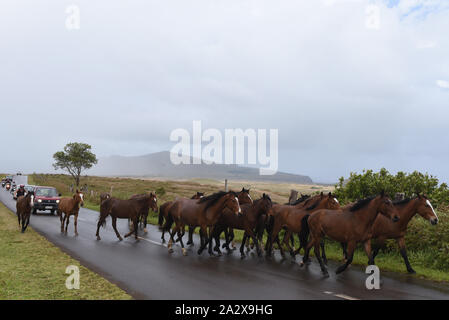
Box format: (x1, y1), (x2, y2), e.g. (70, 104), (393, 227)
(158, 206), (165, 227)
(299, 214), (310, 249)
(163, 210), (174, 233)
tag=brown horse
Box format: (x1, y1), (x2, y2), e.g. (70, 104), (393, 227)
(100, 192), (111, 204)
(301, 192), (399, 275)
(96, 193), (157, 241)
(129, 192), (158, 232)
(212, 193), (273, 257)
(16, 191), (35, 233)
(368, 194), (438, 273)
(57, 190), (84, 236)
(165, 191), (241, 256)
(275, 192), (341, 259)
(214, 187), (253, 249)
(158, 192), (204, 243)
(265, 193), (333, 257)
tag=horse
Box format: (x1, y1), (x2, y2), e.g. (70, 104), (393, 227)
(96, 193), (158, 241)
(368, 194), (438, 273)
(214, 187), (253, 249)
(264, 193), (325, 257)
(57, 190), (84, 236)
(185, 188), (252, 247)
(158, 192), (204, 243)
(16, 191), (35, 233)
(164, 191), (241, 256)
(301, 192), (399, 275)
(100, 192), (111, 204)
(129, 192), (158, 232)
(212, 193), (273, 257)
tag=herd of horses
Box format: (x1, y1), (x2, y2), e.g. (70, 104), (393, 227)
(15, 185), (439, 276)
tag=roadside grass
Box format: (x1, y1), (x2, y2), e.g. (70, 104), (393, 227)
(29, 173), (449, 283)
(0, 202), (131, 300)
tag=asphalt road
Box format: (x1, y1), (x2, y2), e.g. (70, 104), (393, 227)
(2, 175), (449, 300)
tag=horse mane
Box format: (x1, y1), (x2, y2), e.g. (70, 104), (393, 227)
(393, 198), (412, 206)
(198, 190), (238, 210)
(305, 199), (321, 211)
(290, 194), (310, 206)
(349, 195), (377, 212)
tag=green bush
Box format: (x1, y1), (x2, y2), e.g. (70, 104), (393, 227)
(334, 168), (448, 208)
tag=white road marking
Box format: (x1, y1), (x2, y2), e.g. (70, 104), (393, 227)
(324, 291), (360, 300)
(334, 294), (360, 300)
(138, 236), (167, 247)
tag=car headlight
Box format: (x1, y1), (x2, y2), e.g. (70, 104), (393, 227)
(56, 200), (60, 203)
(38, 199), (42, 203)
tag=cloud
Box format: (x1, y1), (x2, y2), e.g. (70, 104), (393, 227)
(436, 80), (449, 89)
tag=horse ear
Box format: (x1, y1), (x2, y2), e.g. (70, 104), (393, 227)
(328, 192), (332, 196)
(76, 189), (79, 193)
(73, 194), (76, 199)
(380, 190), (385, 197)
(320, 192), (324, 198)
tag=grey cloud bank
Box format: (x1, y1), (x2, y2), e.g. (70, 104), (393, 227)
(0, 0), (448, 183)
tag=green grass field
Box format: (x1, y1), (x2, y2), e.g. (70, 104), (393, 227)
(28, 173), (449, 283)
(0, 202), (131, 300)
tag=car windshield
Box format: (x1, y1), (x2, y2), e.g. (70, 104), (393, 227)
(35, 188), (58, 197)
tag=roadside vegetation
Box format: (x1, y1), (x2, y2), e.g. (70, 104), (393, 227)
(29, 172), (449, 282)
(0, 202), (131, 299)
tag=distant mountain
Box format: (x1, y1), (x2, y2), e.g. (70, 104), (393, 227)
(88, 151), (313, 184)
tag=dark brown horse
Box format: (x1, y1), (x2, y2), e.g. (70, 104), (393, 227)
(16, 191), (35, 233)
(129, 192), (158, 232)
(158, 192), (204, 243)
(301, 192), (399, 275)
(165, 191), (241, 256)
(57, 190), (84, 236)
(212, 193), (273, 257)
(368, 194), (438, 273)
(96, 193), (157, 241)
(100, 192), (111, 204)
(215, 187), (253, 249)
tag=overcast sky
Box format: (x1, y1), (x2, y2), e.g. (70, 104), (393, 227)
(1, 0), (448, 183)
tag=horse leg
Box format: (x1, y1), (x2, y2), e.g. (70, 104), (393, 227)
(397, 237), (415, 274)
(111, 216), (123, 241)
(65, 214), (70, 234)
(320, 239), (328, 265)
(336, 241), (355, 274)
(283, 230), (295, 258)
(213, 227), (222, 255)
(60, 212), (65, 233)
(364, 240), (374, 265)
(313, 237), (328, 276)
(301, 236), (315, 266)
(240, 233), (248, 258)
(21, 215), (26, 233)
(187, 226), (195, 246)
(247, 229), (262, 257)
(24, 214), (30, 232)
(197, 226), (208, 255)
(207, 226), (217, 256)
(143, 213), (148, 233)
(340, 242), (348, 261)
(74, 213), (79, 236)
(230, 228), (236, 249)
(133, 218), (139, 240)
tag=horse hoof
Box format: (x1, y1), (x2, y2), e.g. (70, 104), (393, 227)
(197, 250), (203, 255)
(182, 248), (187, 256)
(322, 271), (330, 277)
(119, 237), (123, 241)
(144, 228), (147, 233)
(408, 269), (416, 274)
(335, 266), (346, 274)
(75, 233), (79, 237)
(168, 248), (174, 253)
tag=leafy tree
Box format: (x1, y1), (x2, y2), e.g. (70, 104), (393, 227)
(334, 168), (449, 208)
(53, 143), (98, 187)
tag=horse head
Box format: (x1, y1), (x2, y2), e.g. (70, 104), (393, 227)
(74, 190), (84, 207)
(415, 193), (438, 225)
(239, 187), (253, 205)
(377, 191), (399, 222)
